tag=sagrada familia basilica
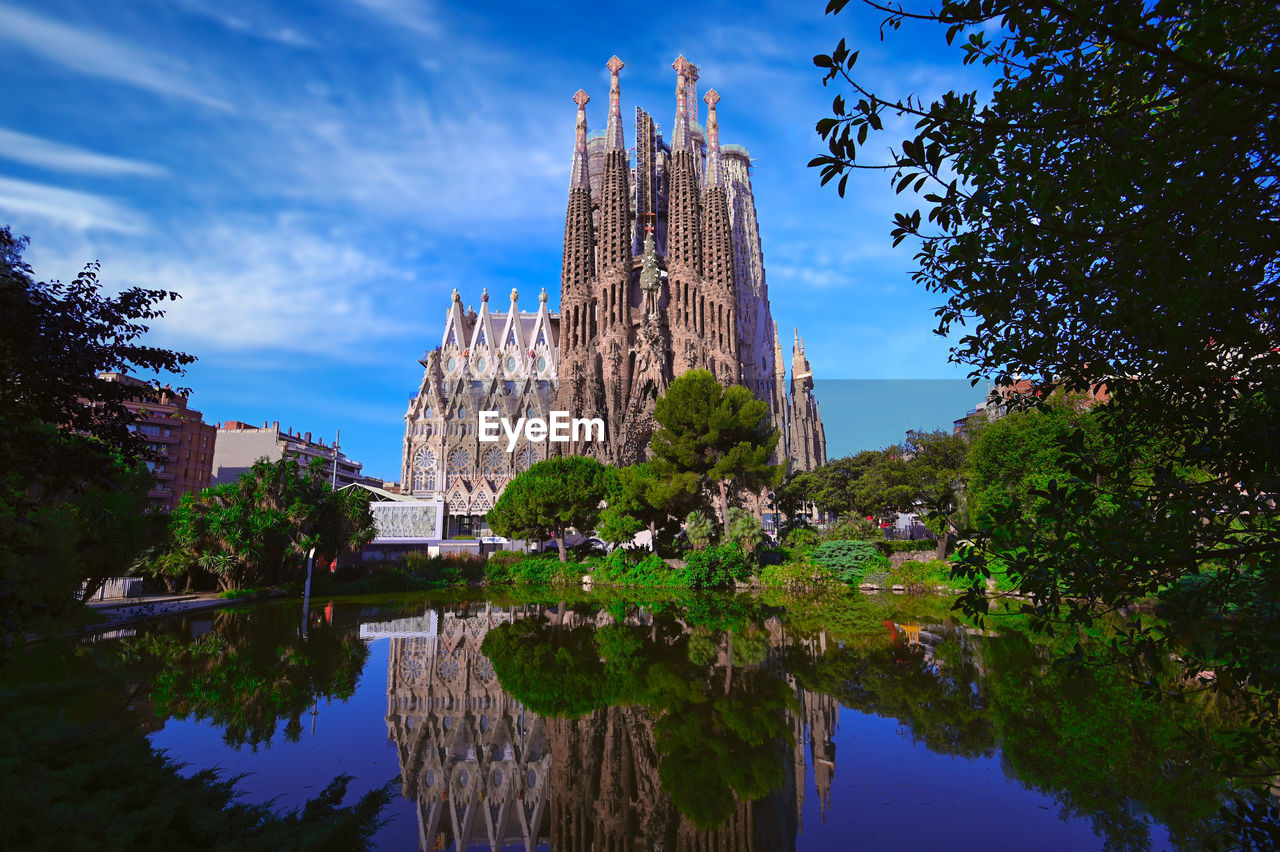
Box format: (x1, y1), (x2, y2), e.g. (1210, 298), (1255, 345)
(401, 56), (826, 527)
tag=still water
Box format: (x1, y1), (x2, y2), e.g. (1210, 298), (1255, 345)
(82, 590), (1239, 849)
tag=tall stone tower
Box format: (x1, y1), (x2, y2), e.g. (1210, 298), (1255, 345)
(546, 54), (824, 466)
(402, 56), (827, 523)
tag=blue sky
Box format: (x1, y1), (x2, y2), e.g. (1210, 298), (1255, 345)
(1, 0), (991, 480)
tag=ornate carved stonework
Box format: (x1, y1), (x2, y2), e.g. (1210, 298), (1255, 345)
(402, 56), (826, 524)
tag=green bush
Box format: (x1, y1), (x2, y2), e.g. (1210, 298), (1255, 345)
(782, 527), (820, 550)
(892, 559), (956, 590)
(875, 539), (937, 555)
(812, 540), (891, 585)
(484, 550), (525, 584)
(403, 551), (484, 583)
(677, 543), (750, 589)
(759, 561), (840, 589)
(595, 552), (678, 586)
(509, 554), (579, 587)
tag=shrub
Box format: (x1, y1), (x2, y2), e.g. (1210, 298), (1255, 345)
(821, 516), (880, 542)
(595, 552), (676, 586)
(759, 561), (840, 589)
(508, 554), (579, 587)
(892, 559), (956, 591)
(677, 543), (750, 589)
(812, 540), (890, 585)
(874, 539), (937, 555)
(484, 550), (525, 584)
(782, 527), (820, 551)
(403, 551), (484, 583)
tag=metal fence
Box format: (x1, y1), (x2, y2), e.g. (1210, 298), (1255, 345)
(883, 525), (937, 542)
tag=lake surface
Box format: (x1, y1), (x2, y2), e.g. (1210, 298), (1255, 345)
(71, 589), (1241, 849)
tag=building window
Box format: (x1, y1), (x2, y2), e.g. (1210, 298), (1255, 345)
(447, 448), (471, 478)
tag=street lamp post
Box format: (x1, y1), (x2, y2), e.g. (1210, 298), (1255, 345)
(302, 545), (316, 637)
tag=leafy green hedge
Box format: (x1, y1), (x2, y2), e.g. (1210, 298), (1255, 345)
(484, 552), (579, 586)
(677, 543), (750, 588)
(811, 540), (890, 585)
(594, 551), (681, 586)
(759, 561), (840, 589)
(874, 539), (937, 554)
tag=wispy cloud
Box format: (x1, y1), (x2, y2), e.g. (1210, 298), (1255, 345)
(239, 83), (568, 228)
(116, 218), (419, 356)
(0, 128), (166, 177)
(346, 0), (438, 36)
(0, 3), (230, 111)
(0, 176), (146, 233)
(174, 0), (318, 48)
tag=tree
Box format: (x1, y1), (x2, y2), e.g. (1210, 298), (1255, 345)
(165, 458), (374, 590)
(597, 462), (677, 548)
(901, 429), (969, 559)
(487, 455), (610, 562)
(811, 0), (1280, 811)
(1, 227), (194, 459)
(965, 402), (1100, 531)
(683, 510), (716, 550)
(1, 226), (194, 648)
(650, 370), (783, 537)
(726, 507), (765, 559)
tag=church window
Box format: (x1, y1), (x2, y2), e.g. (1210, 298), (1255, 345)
(506, 356), (517, 371)
(514, 444), (533, 472)
(412, 446), (437, 491)
(447, 448), (471, 478)
(458, 406), (467, 419)
(476, 357), (486, 372)
(481, 447), (504, 478)
(536, 356), (546, 372)
(446, 356), (457, 372)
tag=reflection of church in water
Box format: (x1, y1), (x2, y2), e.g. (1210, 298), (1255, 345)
(361, 604), (839, 851)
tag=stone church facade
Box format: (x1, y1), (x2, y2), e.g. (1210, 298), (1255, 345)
(402, 56), (826, 531)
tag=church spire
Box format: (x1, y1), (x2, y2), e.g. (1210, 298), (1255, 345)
(671, 55), (693, 151)
(703, 89), (723, 187)
(605, 55), (625, 151)
(570, 89), (590, 189)
(685, 62), (700, 129)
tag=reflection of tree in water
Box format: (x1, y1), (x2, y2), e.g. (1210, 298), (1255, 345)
(138, 605), (369, 749)
(369, 599), (840, 851)
(787, 607), (1241, 852)
(371, 596), (1253, 852)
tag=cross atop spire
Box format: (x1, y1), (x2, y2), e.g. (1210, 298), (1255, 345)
(704, 89), (723, 187)
(671, 55), (693, 151)
(605, 55), (626, 151)
(570, 89), (590, 189)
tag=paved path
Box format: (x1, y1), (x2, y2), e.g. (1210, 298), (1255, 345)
(81, 593), (243, 633)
